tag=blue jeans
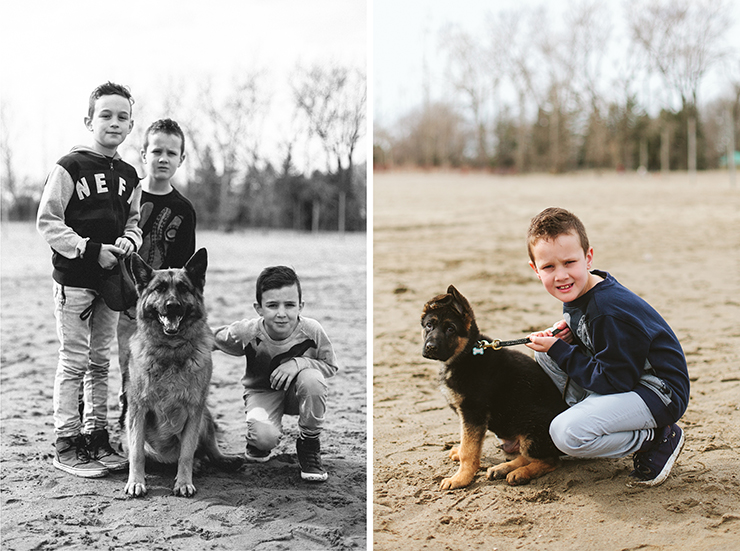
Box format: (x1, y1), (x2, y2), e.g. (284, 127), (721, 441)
(243, 369), (328, 451)
(52, 283), (118, 438)
(535, 352), (657, 458)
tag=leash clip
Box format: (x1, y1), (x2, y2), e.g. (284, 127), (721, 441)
(473, 339), (502, 354)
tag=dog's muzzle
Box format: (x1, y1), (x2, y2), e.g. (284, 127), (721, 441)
(159, 302), (185, 335)
(423, 339), (439, 360)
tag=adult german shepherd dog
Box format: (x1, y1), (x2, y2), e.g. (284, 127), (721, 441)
(124, 248), (243, 497)
(421, 285), (568, 489)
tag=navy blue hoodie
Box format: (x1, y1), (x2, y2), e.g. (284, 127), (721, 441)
(547, 270), (689, 427)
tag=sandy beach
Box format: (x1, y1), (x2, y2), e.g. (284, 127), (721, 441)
(373, 170), (740, 550)
(0, 226), (367, 550)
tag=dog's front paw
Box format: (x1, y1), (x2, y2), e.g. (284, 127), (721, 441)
(505, 469), (532, 486)
(440, 473), (472, 490)
(124, 480), (148, 497)
(486, 464), (509, 480)
(448, 447), (461, 462)
(173, 482), (197, 497)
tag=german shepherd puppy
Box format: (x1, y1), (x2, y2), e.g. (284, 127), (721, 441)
(124, 248), (243, 497)
(421, 285), (568, 489)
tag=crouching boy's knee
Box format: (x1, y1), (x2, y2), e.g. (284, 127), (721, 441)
(246, 410), (281, 451)
(549, 415), (591, 457)
(295, 368), (327, 396)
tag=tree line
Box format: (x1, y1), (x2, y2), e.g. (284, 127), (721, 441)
(374, 0), (739, 176)
(1, 64), (367, 231)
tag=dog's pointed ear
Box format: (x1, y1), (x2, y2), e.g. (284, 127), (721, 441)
(447, 285), (473, 321)
(130, 253), (153, 294)
(447, 285), (464, 310)
(184, 248), (208, 290)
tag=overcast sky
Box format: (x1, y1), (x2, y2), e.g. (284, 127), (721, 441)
(373, 0), (740, 128)
(2, 1), (739, 185)
(0, 0), (366, 184)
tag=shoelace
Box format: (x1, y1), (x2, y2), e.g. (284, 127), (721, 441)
(633, 456), (654, 476)
(305, 453), (323, 469)
(76, 445), (93, 462)
(300, 445), (324, 470)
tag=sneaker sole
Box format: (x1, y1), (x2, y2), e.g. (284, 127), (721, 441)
(53, 458), (108, 478)
(630, 429), (685, 487)
(301, 471), (328, 482)
(245, 452), (272, 463)
(99, 461), (129, 472)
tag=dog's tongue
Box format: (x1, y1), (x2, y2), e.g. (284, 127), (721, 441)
(159, 314), (182, 335)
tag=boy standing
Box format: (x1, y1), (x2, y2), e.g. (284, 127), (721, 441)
(116, 118), (196, 423)
(213, 266), (339, 482)
(525, 207), (689, 487)
(37, 82), (141, 477)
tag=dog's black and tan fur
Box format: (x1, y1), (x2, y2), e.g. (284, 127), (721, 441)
(422, 285), (568, 489)
(124, 248), (242, 497)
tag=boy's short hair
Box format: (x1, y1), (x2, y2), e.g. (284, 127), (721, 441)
(143, 118), (186, 155)
(527, 207), (590, 263)
(88, 81), (134, 119)
(256, 266), (302, 305)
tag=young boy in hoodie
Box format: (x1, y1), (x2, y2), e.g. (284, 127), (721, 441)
(525, 207), (689, 487)
(37, 81), (142, 478)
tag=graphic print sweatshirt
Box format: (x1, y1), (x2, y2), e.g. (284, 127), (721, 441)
(214, 316), (339, 390)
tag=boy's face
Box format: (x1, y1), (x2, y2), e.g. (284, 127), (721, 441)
(142, 132), (185, 182)
(84, 94), (133, 156)
(529, 231), (594, 303)
(254, 283), (304, 341)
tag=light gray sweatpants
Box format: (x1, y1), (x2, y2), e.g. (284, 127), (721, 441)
(535, 352), (657, 458)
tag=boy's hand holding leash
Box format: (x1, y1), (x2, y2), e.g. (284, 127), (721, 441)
(114, 237), (136, 258)
(473, 320), (572, 355)
(98, 238), (135, 269)
(526, 320), (572, 353)
(99, 244), (126, 269)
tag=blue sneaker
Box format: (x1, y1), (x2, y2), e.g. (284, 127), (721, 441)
(629, 424), (684, 487)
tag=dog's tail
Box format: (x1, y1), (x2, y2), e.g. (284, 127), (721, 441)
(199, 409), (246, 471)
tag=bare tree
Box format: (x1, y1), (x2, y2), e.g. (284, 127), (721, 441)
(628, 0), (733, 180)
(293, 64), (366, 233)
(190, 72), (268, 229)
(1, 100), (17, 221)
(491, 7), (549, 172)
(440, 24), (495, 167)
(489, 3), (608, 173)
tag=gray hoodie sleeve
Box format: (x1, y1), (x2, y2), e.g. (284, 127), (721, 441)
(36, 164), (89, 259)
(122, 185), (143, 249)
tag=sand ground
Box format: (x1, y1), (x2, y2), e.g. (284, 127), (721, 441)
(373, 170), (740, 550)
(0, 226), (367, 550)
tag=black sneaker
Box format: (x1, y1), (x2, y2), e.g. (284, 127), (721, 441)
(53, 435), (108, 478)
(245, 444), (272, 462)
(629, 424), (684, 487)
(296, 436), (328, 482)
(84, 430), (129, 472)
